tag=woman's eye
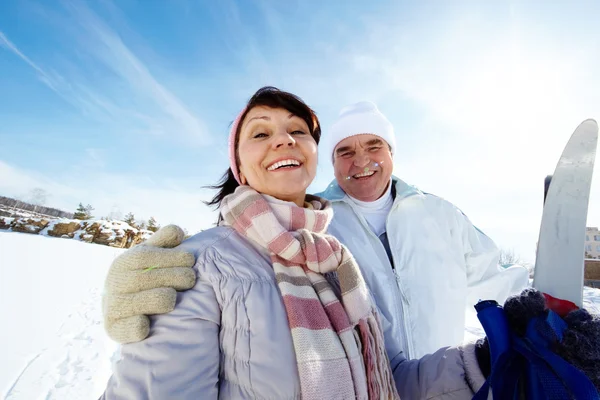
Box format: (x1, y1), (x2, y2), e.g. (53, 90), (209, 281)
(253, 132), (268, 139)
(291, 130), (306, 135)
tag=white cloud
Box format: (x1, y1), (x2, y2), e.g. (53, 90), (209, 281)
(332, 8), (600, 262)
(3, 2), (599, 264)
(0, 160), (218, 233)
(65, 0), (210, 143)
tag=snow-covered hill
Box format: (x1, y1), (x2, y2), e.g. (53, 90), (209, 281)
(1, 230), (599, 399)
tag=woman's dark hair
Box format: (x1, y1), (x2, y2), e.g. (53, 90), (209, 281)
(205, 86), (321, 215)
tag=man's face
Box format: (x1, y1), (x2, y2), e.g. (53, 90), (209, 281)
(333, 134), (393, 202)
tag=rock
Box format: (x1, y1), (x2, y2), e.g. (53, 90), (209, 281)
(47, 221), (82, 238)
(11, 218), (49, 234)
(79, 233), (94, 243)
(0, 217), (12, 230)
(3, 216), (153, 249)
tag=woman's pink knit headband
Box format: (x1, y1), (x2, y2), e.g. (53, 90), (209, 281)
(228, 107), (246, 185)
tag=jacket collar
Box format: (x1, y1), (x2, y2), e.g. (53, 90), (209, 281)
(317, 175), (422, 204)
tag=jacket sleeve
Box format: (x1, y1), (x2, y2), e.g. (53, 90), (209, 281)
(454, 207), (529, 308)
(389, 344), (484, 399)
(100, 258), (221, 399)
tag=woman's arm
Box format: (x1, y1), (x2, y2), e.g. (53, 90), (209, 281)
(389, 345), (479, 399)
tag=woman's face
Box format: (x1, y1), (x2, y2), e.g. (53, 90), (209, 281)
(237, 106), (317, 207)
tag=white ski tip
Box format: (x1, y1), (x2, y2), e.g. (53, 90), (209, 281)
(580, 119), (598, 129)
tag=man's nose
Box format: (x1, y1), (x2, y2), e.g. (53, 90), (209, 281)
(353, 152), (370, 167)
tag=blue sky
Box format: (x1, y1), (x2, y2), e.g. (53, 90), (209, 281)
(1, 0), (600, 262)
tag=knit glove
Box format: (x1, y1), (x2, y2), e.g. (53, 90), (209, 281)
(469, 288), (600, 395)
(102, 225), (196, 344)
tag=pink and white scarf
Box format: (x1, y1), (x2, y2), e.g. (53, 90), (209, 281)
(220, 186), (399, 400)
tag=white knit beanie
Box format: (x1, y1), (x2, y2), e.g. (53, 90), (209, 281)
(326, 101), (396, 162)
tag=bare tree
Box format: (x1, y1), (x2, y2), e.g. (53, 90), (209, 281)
(9, 196), (22, 217)
(500, 248), (534, 278)
(1, 195), (72, 218)
(28, 188), (49, 214)
(499, 248), (522, 266)
(107, 204), (123, 221)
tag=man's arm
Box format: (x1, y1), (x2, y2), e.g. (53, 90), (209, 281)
(455, 207), (529, 307)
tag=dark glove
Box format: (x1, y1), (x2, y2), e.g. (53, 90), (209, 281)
(474, 288), (600, 396)
(474, 337), (491, 379)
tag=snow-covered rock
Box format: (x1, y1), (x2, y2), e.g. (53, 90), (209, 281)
(0, 216), (154, 248)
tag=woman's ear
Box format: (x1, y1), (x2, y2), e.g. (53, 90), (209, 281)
(239, 171), (247, 185)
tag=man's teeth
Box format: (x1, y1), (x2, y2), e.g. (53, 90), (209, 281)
(353, 171), (375, 178)
(267, 159), (301, 171)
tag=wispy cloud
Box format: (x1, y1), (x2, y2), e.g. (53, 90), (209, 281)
(83, 148), (105, 168)
(0, 31), (67, 98)
(64, 0), (209, 142)
(3, 1), (599, 263)
(0, 1), (210, 145)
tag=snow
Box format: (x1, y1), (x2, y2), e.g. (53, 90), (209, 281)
(1, 230), (600, 399)
(0, 231), (123, 399)
(39, 218), (65, 235)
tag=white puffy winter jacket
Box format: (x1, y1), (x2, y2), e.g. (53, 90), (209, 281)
(317, 176), (529, 359)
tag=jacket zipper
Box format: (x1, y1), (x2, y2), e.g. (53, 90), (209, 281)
(385, 202), (415, 359)
(341, 197), (414, 359)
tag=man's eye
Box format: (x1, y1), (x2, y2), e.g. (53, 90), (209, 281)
(341, 152), (353, 158)
(369, 147), (381, 152)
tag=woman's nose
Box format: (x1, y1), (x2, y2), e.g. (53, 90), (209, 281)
(273, 131), (296, 148)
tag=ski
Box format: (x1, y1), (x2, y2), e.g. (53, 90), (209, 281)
(533, 119), (598, 307)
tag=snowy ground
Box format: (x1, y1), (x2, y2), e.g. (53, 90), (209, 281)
(1, 230), (600, 399)
(1, 231), (123, 399)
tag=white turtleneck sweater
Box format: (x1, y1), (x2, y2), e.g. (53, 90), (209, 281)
(346, 182), (394, 263)
(347, 181), (393, 235)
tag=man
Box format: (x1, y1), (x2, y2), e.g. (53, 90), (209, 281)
(102, 101), (528, 360)
(316, 101), (528, 358)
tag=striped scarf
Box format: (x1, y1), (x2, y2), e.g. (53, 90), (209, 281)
(221, 186), (399, 400)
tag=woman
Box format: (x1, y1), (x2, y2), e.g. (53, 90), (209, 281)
(102, 87), (399, 399)
(101, 87), (600, 399)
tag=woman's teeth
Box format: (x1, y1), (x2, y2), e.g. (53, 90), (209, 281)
(267, 159), (301, 171)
